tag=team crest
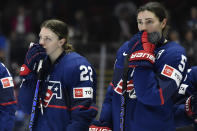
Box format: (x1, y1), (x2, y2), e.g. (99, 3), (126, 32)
(43, 81), (62, 107)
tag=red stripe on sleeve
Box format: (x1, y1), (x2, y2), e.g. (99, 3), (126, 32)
(70, 105), (98, 111)
(0, 101), (17, 106)
(47, 105), (68, 109)
(159, 88), (164, 105)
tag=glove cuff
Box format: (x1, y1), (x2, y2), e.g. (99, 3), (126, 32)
(20, 64), (31, 76)
(129, 50), (155, 64)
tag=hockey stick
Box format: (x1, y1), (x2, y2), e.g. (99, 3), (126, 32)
(29, 59), (44, 131)
(120, 56), (129, 131)
(119, 38), (141, 131)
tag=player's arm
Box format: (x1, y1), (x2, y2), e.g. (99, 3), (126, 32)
(178, 66), (197, 126)
(129, 31), (187, 105)
(179, 67), (197, 96)
(0, 63), (17, 130)
(173, 103), (193, 128)
(89, 84), (113, 131)
(18, 43), (46, 114)
(66, 60), (98, 131)
(18, 73), (37, 114)
(133, 49), (187, 106)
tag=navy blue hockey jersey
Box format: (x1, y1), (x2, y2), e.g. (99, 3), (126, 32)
(99, 39), (187, 131)
(19, 52), (98, 131)
(0, 62), (17, 130)
(178, 66), (197, 96)
(174, 66), (197, 128)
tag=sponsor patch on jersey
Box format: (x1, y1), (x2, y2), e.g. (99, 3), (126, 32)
(178, 84), (188, 95)
(73, 87), (93, 99)
(1, 77), (14, 88)
(161, 64), (182, 86)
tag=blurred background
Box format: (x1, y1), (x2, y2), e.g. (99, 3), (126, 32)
(0, 0), (197, 130)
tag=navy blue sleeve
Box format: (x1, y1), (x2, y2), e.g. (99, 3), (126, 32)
(173, 104), (193, 127)
(173, 66), (197, 128)
(133, 44), (187, 106)
(179, 66), (197, 96)
(97, 41), (135, 128)
(66, 58), (98, 131)
(18, 73), (37, 114)
(99, 84), (113, 126)
(0, 63), (16, 130)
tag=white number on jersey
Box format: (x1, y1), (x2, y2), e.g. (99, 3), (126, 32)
(79, 65), (93, 82)
(178, 55), (187, 72)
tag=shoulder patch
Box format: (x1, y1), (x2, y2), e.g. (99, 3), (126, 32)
(1, 77), (14, 88)
(161, 64), (182, 87)
(73, 87), (93, 99)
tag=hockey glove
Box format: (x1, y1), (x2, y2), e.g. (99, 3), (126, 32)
(127, 31), (143, 49)
(129, 31), (161, 67)
(89, 121), (112, 131)
(185, 95), (197, 123)
(20, 43), (46, 76)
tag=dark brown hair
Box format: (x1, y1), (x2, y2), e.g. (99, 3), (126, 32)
(137, 2), (169, 37)
(41, 19), (73, 53)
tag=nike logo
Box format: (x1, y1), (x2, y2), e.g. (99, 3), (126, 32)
(123, 52), (127, 56)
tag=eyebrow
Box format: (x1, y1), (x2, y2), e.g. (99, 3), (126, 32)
(39, 34), (53, 38)
(137, 18), (153, 21)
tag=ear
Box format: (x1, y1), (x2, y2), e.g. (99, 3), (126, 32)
(58, 38), (66, 47)
(161, 18), (167, 29)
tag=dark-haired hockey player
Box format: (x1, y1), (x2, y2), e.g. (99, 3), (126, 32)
(90, 2), (188, 131)
(19, 19), (98, 131)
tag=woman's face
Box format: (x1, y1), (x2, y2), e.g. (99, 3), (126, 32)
(39, 27), (63, 56)
(137, 10), (166, 35)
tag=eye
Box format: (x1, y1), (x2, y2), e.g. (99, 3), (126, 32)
(45, 37), (52, 42)
(146, 20), (153, 24)
(137, 21), (143, 25)
(39, 36), (52, 43)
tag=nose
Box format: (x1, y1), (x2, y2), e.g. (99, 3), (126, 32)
(39, 38), (44, 46)
(139, 24), (147, 31)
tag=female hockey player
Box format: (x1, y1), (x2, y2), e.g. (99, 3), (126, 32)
(19, 19), (98, 131)
(89, 2), (188, 131)
(0, 46), (16, 130)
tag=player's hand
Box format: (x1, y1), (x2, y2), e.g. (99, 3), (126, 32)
(20, 43), (46, 76)
(89, 121), (112, 131)
(129, 31), (161, 67)
(185, 95), (197, 123)
(127, 31), (143, 49)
